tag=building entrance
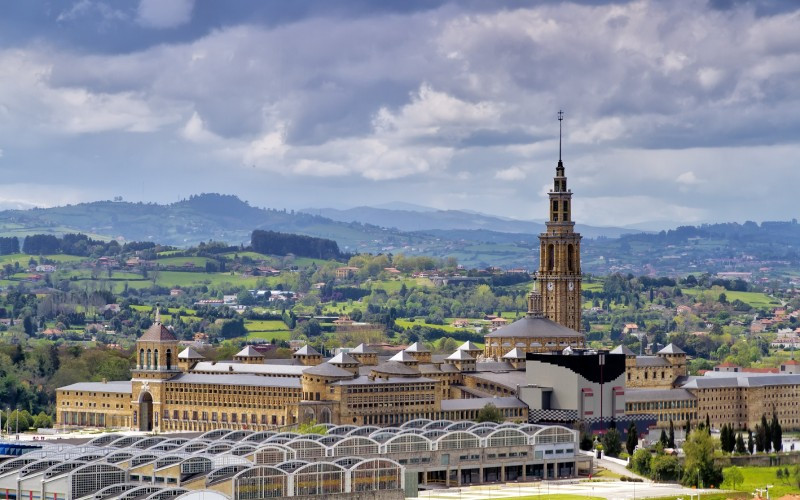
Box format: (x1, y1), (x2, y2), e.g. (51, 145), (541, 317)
(139, 392), (153, 431)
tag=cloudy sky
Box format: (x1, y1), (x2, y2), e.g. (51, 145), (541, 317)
(0, 0), (799, 228)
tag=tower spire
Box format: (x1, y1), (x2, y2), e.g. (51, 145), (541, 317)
(558, 110), (564, 163)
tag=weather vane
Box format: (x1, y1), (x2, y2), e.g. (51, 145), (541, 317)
(558, 110), (564, 162)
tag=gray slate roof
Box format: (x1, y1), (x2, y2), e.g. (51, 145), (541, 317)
(139, 322), (177, 342)
(169, 373), (301, 388)
(235, 346), (264, 358)
(682, 373), (800, 389)
(294, 345), (321, 356)
(58, 381), (133, 394)
(192, 361), (305, 376)
(658, 343), (686, 355)
(350, 343), (377, 354)
(447, 350), (475, 361)
(405, 342), (430, 353)
(503, 348), (526, 359)
(634, 356), (670, 367)
(303, 363), (354, 378)
(625, 388), (696, 402)
(329, 352), (359, 365)
(610, 345), (635, 356)
(389, 351), (417, 363)
(178, 347), (205, 359)
(333, 375), (435, 386)
(484, 315), (584, 339)
(459, 341), (482, 351)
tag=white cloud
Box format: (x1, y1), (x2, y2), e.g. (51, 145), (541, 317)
(495, 167), (526, 181)
(676, 171), (700, 185)
(137, 0), (194, 29)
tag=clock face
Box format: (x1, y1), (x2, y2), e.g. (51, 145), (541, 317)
(547, 282), (554, 291)
(568, 282), (575, 291)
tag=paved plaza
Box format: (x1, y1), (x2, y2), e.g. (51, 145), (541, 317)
(414, 479), (723, 500)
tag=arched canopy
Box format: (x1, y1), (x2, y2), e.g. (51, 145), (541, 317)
(349, 458), (403, 492)
(436, 431), (481, 450)
(293, 462), (345, 496)
(133, 436), (167, 449)
(331, 436), (379, 457)
(94, 483), (139, 499)
(244, 431), (276, 443)
(206, 464), (251, 485)
(87, 434), (122, 447)
(328, 425), (357, 436)
(119, 486), (165, 499)
(231, 444), (256, 456)
(383, 434), (432, 454)
(233, 466), (288, 499)
(533, 425), (577, 445)
(130, 453), (160, 467)
(286, 438), (327, 460)
(444, 421), (474, 431)
(68, 463), (126, 499)
(346, 426), (379, 437)
(486, 428), (528, 448)
(145, 488), (189, 500)
(423, 420), (453, 430)
(19, 459), (62, 478)
(180, 456), (213, 477)
(275, 460), (309, 472)
(251, 444), (294, 465)
(400, 418), (431, 429)
(318, 435), (344, 446)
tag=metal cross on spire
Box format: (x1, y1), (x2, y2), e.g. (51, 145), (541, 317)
(558, 110), (564, 162)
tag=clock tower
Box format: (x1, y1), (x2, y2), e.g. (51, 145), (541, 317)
(535, 111), (582, 332)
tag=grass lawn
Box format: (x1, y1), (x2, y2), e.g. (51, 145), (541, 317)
(153, 271), (263, 289)
(719, 465), (800, 497)
(245, 330), (291, 341)
(245, 320), (289, 331)
(582, 281), (604, 293)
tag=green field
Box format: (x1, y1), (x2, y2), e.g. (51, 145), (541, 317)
(155, 256), (216, 267)
(718, 464), (800, 498)
(244, 330), (292, 341)
(396, 319), (479, 333)
(681, 289), (780, 308)
(245, 320), (289, 332)
(0, 253), (88, 266)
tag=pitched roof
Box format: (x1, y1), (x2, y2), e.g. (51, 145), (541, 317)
(405, 342), (430, 353)
(658, 343), (685, 355)
(235, 346), (264, 358)
(447, 350), (475, 361)
(57, 381), (132, 394)
(303, 362), (354, 378)
(139, 322), (177, 342)
(329, 352), (359, 365)
(294, 345), (321, 356)
(484, 315), (584, 339)
(389, 351), (418, 363)
(350, 343), (376, 354)
(502, 348), (526, 359)
(610, 345), (635, 356)
(458, 341), (481, 351)
(178, 347), (205, 359)
(634, 356), (670, 367)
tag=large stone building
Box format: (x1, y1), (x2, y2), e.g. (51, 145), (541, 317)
(57, 321), (531, 432)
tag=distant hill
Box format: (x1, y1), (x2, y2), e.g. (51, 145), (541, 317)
(0, 194), (425, 251)
(301, 206), (640, 238)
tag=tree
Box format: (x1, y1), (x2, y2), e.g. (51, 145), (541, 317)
(723, 466), (744, 490)
(777, 468), (784, 483)
(629, 448), (651, 476)
(651, 454), (681, 481)
(706, 413), (711, 431)
(755, 424), (765, 453)
(659, 429), (668, 447)
(602, 427), (623, 458)
(684, 418), (691, 437)
(772, 413), (783, 452)
(682, 428), (723, 488)
(735, 432), (746, 454)
(580, 433), (594, 451)
(762, 414), (772, 453)
(626, 421), (638, 456)
(668, 419), (676, 448)
(747, 430), (754, 454)
(476, 403), (503, 423)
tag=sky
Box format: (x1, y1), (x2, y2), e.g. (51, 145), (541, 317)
(0, 0), (799, 228)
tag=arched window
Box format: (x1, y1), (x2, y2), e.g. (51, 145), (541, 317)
(547, 244), (555, 271)
(567, 244), (574, 273)
(166, 349), (172, 370)
(146, 349), (152, 370)
(563, 200), (569, 221)
(139, 349), (144, 369)
(154, 349), (159, 369)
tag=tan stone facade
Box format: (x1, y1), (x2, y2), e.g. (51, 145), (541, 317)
(537, 158), (582, 333)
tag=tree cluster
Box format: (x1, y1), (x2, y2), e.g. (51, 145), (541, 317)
(251, 230), (341, 260)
